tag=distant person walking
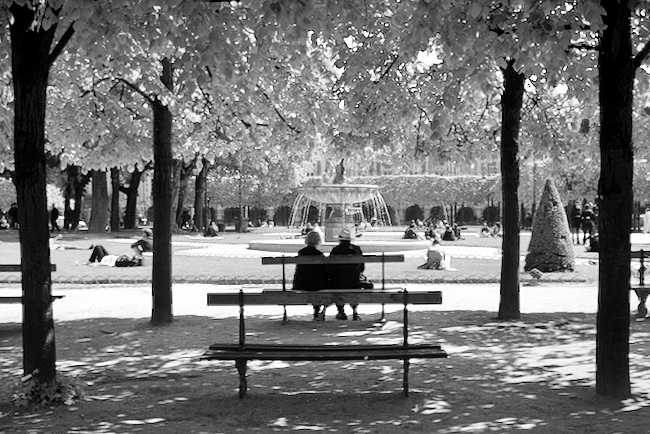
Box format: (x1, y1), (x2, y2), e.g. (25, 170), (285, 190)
(581, 204), (596, 245)
(50, 206), (61, 233)
(570, 203), (582, 244)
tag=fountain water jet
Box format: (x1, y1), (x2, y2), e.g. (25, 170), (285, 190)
(290, 184), (392, 241)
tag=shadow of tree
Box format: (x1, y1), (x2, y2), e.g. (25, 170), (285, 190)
(0, 311), (648, 433)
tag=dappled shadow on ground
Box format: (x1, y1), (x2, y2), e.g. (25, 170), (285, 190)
(1, 312), (649, 433)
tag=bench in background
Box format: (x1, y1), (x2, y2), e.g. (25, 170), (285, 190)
(0, 264), (63, 304)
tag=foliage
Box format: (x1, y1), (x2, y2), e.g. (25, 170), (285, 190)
(11, 371), (84, 408)
(525, 179), (575, 272)
(351, 174), (500, 208)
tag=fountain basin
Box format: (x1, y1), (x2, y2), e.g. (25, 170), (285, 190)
(299, 184), (381, 204)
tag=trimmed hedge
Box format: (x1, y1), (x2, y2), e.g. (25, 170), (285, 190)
(525, 179), (575, 272)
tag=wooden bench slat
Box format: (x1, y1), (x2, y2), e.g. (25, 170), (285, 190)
(0, 295), (64, 304)
(0, 295), (64, 303)
(262, 254), (404, 265)
(209, 343), (443, 352)
(207, 291), (442, 306)
(0, 264), (57, 272)
(202, 347), (448, 361)
(0, 297), (23, 304)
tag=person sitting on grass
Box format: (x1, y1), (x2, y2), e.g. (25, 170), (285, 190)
(131, 228), (153, 253)
(205, 221), (220, 237)
(442, 224), (456, 241)
(418, 233), (456, 271)
(491, 222), (502, 238)
(452, 223), (462, 240)
(403, 222), (421, 240)
(424, 221), (436, 240)
(292, 231), (331, 320)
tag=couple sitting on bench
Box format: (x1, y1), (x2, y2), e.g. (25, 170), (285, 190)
(293, 228), (365, 321)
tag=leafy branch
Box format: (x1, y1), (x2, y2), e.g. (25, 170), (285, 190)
(634, 39), (650, 70)
(48, 22), (75, 67)
(117, 78), (156, 105)
(260, 91), (300, 133)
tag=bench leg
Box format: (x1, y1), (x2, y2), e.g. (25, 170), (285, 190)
(236, 360), (248, 399)
(376, 303), (387, 324)
(282, 305), (288, 324)
(403, 357), (409, 397)
(635, 291), (649, 319)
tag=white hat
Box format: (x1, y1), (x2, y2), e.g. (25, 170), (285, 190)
(338, 228), (352, 240)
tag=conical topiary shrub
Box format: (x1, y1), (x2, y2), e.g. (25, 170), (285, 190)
(525, 179), (575, 272)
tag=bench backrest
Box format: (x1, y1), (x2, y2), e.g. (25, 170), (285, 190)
(262, 254), (404, 265)
(0, 264), (57, 272)
(262, 254), (405, 291)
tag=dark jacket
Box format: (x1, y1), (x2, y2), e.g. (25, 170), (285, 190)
(329, 241), (364, 288)
(292, 245), (330, 291)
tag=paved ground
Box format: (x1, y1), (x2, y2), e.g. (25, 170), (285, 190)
(0, 282), (601, 325)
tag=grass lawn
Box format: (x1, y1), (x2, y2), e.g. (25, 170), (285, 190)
(0, 226), (598, 285)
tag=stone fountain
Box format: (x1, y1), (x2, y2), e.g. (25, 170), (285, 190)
(296, 184), (385, 242)
(247, 183), (430, 253)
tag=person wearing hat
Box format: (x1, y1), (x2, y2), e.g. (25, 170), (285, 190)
(329, 227), (364, 320)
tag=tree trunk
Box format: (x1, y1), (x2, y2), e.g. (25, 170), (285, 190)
(596, 0), (633, 398)
(89, 170), (109, 233)
(110, 167), (121, 232)
(62, 166), (89, 231)
(497, 60), (524, 320)
(63, 167), (76, 231)
(175, 160), (189, 227)
(72, 173), (90, 229)
(170, 159), (183, 231)
(151, 57), (174, 324)
(10, 3), (58, 383)
(63, 196), (72, 231)
(123, 168), (144, 229)
(177, 158), (197, 229)
(194, 158), (209, 233)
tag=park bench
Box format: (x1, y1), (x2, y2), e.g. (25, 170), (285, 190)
(203, 253), (448, 398)
(0, 264), (64, 304)
(631, 250), (649, 320)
